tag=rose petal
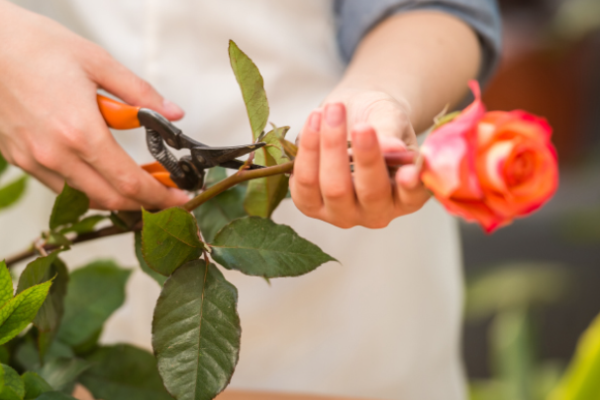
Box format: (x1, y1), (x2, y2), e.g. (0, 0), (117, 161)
(438, 196), (507, 233)
(421, 80), (485, 199)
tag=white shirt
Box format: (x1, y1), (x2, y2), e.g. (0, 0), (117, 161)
(2, 2), (465, 399)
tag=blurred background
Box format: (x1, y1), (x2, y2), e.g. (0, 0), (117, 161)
(462, 0), (600, 398)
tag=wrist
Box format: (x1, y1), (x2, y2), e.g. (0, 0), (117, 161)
(325, 78), (420, 129)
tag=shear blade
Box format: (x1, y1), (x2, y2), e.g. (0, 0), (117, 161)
(192, 142), (267, 168)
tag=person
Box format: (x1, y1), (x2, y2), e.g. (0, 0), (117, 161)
(0, 1), (501, 399)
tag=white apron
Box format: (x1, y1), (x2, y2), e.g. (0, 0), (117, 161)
(1, 2), (465, 399)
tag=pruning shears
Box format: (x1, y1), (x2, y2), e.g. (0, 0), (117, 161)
(96, 94), (265, 191)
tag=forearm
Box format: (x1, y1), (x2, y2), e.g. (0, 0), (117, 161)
(330, 10), (482, 134)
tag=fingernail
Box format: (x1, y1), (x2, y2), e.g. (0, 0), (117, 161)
(171, 189), (191, 204)
(309, 111), (322, 132)
(324, 103), (345, 128)
(353, 124), (375, 149)
(163, 99), (185, 116)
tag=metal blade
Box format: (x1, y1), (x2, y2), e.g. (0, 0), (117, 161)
(190, 142), (266, 168)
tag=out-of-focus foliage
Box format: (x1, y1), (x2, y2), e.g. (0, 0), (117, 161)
(465, 263), (570, 321)
(548, 314), (600, 400)
(467, 263), (570, 400)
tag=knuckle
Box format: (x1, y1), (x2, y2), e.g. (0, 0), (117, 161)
(30, 144), (59, 170)
(115, 174), (142, 198)
(295, 203), (320, 218)
(294, 173), (318, 188)
(131, 77), (155, 99)
(332, 219), (355, 229)
(11, 152), (34, 171)
(363, 219), (391, 229)
(52, 123), (91, 156)
(100, 196), (127, 211)
(322, 185), (349, 201)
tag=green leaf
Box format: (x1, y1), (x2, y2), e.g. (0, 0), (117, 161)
(1, 364), (24, 400)
(465, 263), (569, 321)
(152, 261), (241, 400)
(211, 217), (336, 278)
(548, 312), (600, 400)
(490, 309), (535, 400)
(22, 372), (52, 400)
(57, 260), (130, 347)
(0, 280), (53, 346)
(17, 251), (68, 332)
(79, 345), (172, 400)
(204, 167), (227, 188)
(0, 176), (28, 210)
(49, 184), (89, 230)
(244, 127), (290, 218)
(0, 151), (7, 177)
(0, 363), (4, 394)
(43, 233), (71, 247)
(0, 261), (13, 307)
(37, 358), (90, 393)
(134, 232), (167, 286)
(229, 40), (269, 140)
(70, 327), (101, 357)
(141, 208), (204, 276)
(17, 252), (69, 362)
(279, 138), (298, 160)
(59, 215), (106, 235)
(0, 346), (8, 365)
(34, 391), (77, 400)
(14, 339), (74, 372)
(194, 185), (247, 244)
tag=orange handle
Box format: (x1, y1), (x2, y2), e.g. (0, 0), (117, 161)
(141, 162), (178, 188)
(97, 94), (142, 129)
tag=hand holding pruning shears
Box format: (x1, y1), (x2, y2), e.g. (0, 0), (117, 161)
(0, 1), (189, 210)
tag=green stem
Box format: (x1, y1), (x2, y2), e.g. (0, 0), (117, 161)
(4, 161), (294, 267)
(183, 161), (294, 211)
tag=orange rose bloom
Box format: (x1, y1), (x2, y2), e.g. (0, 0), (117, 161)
(420, 81), (558, 232)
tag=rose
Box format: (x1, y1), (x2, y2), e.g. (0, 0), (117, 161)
(420, 81), (559, 232)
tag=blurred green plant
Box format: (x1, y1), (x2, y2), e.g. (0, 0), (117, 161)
(468, 260), (600, 400)
(466, 262), (570, 400)
(0, 152), (28, 210)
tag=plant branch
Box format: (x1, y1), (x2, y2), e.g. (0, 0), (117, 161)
(4, 224), (137, 267)
(183, 161), (294, 211)
(4, 161), (294, 268)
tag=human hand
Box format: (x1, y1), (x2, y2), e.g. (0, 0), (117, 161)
(290, 90), (430, 229)
(0, 1), (189, 210)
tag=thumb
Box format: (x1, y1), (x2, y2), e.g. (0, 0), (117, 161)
(87, 50), (184, 121)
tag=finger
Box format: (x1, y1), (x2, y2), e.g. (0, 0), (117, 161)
(351, 123), (393, 212)
(44, 151), (144, 210)
(395, 164), (430, 212)
(319, 103), (357, 221)
(85, 49), (184, 121)
(75, 116), (190, 209)
(24, 163), (65, 194)
(14, 155), (141, 210)
(290, 111), (324, 216)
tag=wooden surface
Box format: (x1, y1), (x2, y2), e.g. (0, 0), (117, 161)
(216, 391), (370, 400)
(73, 385), (371, 400)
